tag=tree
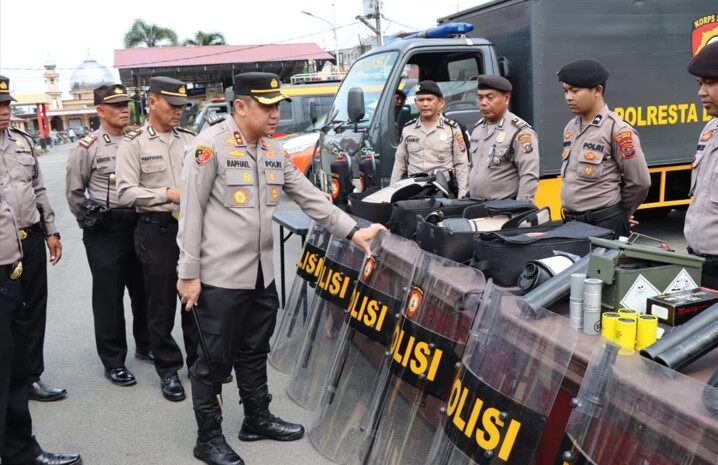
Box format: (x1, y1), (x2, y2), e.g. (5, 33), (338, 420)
(123, 19), (179, 48)
(183, 31), (227, 46)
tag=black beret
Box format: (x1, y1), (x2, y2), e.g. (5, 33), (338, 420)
(688, 41), (718, 79)
(0, 75), (16, 103)
(149, 77), (190, 106)
(415, 80), (443, 98)
(477, 74), (512, 92)
(234, 72), (291, 105)
(557, 59), (610, 88)
(395, 89), (406, 98)
(93, 84), (130, 105)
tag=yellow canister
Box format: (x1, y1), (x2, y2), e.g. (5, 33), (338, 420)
(636, 314), (659, 350)
(616, 317), (637, 353)
(601, 312), (621, 342)
(617, 308), (638, 321)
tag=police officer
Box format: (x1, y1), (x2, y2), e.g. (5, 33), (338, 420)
(469, 75), (540, 201)
(557, 60), (651, 237)
(116, 76), (199, 401)
(685, 42), (718, 288)
(65, 84), (151, 386)
(177, 72), (384, 465)
(0, 89), (81, 465)
(0, 75), (67, 402)
(390, 80), (470, 197)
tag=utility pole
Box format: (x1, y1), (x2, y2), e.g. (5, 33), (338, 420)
(356, 0), (383, 47)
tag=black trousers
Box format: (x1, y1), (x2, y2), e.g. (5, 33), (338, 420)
(688, 248), (718, 290)
(18, 230), (48, 382)
(135, 217), (198, 379)
(190, 270), (280, 414)
(0, 272), (42, 464)
(83, 212), (150, 370)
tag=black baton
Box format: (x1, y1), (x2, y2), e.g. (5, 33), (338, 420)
(192, 304), (223, 406)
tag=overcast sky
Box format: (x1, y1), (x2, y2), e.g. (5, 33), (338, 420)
(0, 0), (481, 97)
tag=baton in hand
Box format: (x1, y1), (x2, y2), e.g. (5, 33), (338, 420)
(192, 304), (223, 407)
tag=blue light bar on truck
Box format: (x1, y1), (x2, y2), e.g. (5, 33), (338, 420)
(403, 22), (474, 40)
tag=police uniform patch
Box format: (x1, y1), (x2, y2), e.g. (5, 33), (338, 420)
(454, 132), (466, 152)
(232, 189), (248, 205)
(496, 131), (506, 144)
(268, 171), (276, 182)
(561, 148), (569, 160)
(406, 286), (424, 319)
(564, 131), (572, 141)
(518, 133), (533, 153)
(242, 172), (252, 183)
(614, 130), (635, 159)
(124, 128), (143, 140)
(265, 150), (277, 158)
(700, 130), (714, 142)
(102, 134), (112, 144)
(271, 187), (279, 201)
(583, 151), (597, 161)
(583, 165), (595, 176)
(228, 131), (243, 146)
(195, 145), (213, 166)
(260, 138), (269, 150)
(228, 149), (246, 158)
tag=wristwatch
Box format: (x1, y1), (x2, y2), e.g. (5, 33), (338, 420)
(48, 232), (61, 239)
(346, 225), (360, 240)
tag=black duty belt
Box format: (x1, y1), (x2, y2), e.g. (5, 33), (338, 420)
(562, 203), (624, 224)
(17, 223), (42, 241)
(0, 262), (23, 281)
(111, 208), (139, 221)
(687, 247), (718, 261)
(139, 212), (176, 226)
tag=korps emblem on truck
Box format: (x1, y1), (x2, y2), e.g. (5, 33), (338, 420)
(693, 15), (718, 56)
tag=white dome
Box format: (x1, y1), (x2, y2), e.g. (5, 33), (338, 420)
(70, 59), (113, 90)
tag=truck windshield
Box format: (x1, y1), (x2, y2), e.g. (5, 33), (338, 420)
(328, 51), (399, 128)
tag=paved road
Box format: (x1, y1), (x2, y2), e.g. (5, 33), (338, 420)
(28, 144), (688, 464)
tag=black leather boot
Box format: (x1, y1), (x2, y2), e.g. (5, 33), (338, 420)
(238, 386), (304, 442)
(193, 410), (244, 465)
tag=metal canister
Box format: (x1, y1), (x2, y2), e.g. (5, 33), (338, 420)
(569, 299), (584, 330)
(618, 308), (638, 321)
(636, 314), (658, 350)
(570, 273), (587, 301)
(616, 317), (637, 352)
(582, 278), (603, 310)
(583, 307), (601, 336)
(601, 312), (621, 342)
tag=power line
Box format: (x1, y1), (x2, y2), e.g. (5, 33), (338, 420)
(0, 21), (361, 71)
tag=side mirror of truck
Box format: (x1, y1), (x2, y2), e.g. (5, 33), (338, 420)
(309, 98), (318, 125)
(498, 56), (511, 79)
(347, 87), (365, 123)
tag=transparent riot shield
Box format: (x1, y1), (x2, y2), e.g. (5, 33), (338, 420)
(425, 283), (578, 465)
(308, 231), (422, 462)
(269, 222), (332, 373)
(356, 254), (487, 465)
(286, 219), (370, 411)
(554, 342), (718, 465)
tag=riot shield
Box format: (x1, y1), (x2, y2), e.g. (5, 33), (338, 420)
(286, 220), (369, 411)
(425, 284), (578, 465)
(308, 231), (422, 462)
(269, 222), (332, 373)
(555, 342), (718, 465)
(357, 253), (487, 465)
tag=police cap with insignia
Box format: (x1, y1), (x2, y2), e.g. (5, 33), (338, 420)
(148, 76), (190, 106)
(477, 74), (513, 93)
(93, 84), (130, 105)
(557, 59), (610, 88)
(688, 41), (718, 79)
(0, 75), (17, 103)
(234, 72), (291, 105)
(415, 80), (443, 98)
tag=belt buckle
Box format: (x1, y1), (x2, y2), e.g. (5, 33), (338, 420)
(10, 261), (22, 280)
(18, 229), (28, 240)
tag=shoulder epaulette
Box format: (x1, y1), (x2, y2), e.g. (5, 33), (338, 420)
(9, 127), (32, 139)
(404, 117), (418, 127)
(79, 133), (98, 148)
(206, 114), (226, 126)
(123, 128), (143, 141)
(511, 117), (530, 130)
(474, 118), (485, 128)
(175, 127), (195, 136)
(442, 116), (459, 128)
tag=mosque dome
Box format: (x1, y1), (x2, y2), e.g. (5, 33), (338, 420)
(70, 59), (113, 90)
